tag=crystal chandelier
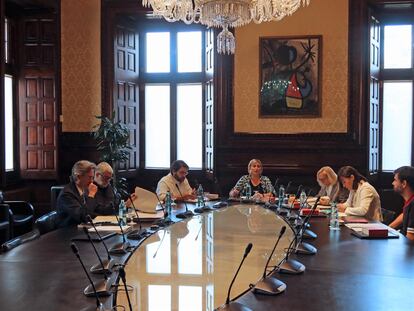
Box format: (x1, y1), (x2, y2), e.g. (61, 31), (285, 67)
(142, 0), (311, 54)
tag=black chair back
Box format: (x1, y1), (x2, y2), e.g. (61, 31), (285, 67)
(51, 186), (64, 211)
(35, 211), (58, 235)
(381, 208), (396, 226)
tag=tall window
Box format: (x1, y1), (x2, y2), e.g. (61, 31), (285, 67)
(3, 17), (16, 174)
(142, 27), (205, 170)
(381, 24), (413, 171)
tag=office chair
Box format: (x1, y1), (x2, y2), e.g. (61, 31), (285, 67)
(50, 185), (64, 211)
(35, 211), (59, 235)
(0, 204), (11, 245)
(6, 201), (35, 238)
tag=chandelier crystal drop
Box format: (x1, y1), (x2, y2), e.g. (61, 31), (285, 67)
(142, 0), (311, 54)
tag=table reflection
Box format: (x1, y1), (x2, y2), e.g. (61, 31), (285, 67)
(119, 204), (294, 310)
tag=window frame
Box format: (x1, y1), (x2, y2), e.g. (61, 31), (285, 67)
(378, 15), (414, 171)
(1, 14), (20, 186)
(137, 20), (207, 171)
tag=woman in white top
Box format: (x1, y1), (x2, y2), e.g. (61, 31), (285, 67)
(337, 166), (383, 221)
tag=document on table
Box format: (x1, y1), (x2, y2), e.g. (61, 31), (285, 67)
(88, 225), (131, 233)
(345, 222), (399, 235)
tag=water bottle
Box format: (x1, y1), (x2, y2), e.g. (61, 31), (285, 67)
(278, 185), (285, 208)
(165, 191), (172, 221)
(329, 202), (340, 231)
(119, 199), (127, 225)
(245, 183), (252, 199)
(197, 184), (205, 207)
(299, 189), (307, 209)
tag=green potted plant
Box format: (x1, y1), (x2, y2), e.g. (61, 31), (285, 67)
(92, 112), (131, 198)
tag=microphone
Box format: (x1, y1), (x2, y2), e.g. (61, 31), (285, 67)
(118, 267), (133, 311)
(253, 226), (287, 295)
(175, 184), (194, 219)
(215, 243), (253, 311)
(295, 196), (320, 255)
(126, 194), (148, 240)
(82, 227), (113, 276)
(154, 191), (174, 227)
(277, 229), (306, 275)
(86, 215), (116, 274)
(70, 243), (112, 301)
(109, 207), (131, 254)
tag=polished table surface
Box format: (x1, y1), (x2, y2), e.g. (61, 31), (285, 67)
(117, 205), (294, 310)
(0, 201), (413, 311)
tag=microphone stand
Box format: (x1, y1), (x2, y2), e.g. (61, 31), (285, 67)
(175, 184), (194, 219)
(253, 226), (287, 295)
(86, 215), (115, 274)
(82, 226), (113, 275)
(118, 267), (133, 311)
(109, 207), (131, 254)
(295, 197), (320, 255)
(212, 177), (229, 209)
(126, 194), (148, 240)
(70, 243), (112, 305)
(277, 222), (306, 275)
(215, 243), (253, 311)
(154, 192), (174, 227)
(298, 190), (318, 240)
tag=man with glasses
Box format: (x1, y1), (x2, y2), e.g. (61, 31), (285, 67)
(57, 160), (98, 227)
(93, 161), (118, 215)
(156, 160), (196, 201)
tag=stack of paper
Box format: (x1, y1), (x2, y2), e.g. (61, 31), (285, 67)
(88, 225), (131, 233)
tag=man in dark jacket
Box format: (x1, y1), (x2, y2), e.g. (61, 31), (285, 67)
(56, 160), (98, 227)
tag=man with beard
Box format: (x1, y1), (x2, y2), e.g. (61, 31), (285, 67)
(156, 160), (196, 201)
(390, 166), (414, 240)
(93, 162), (117, 214)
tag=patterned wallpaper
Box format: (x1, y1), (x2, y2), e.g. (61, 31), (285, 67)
(234, 0), (349, 133)
(61, 0), (101, 132)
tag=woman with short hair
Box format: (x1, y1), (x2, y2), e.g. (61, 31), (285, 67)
(229, 159), (275, 201)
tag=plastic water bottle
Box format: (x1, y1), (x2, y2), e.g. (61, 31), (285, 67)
(245, 183), (252, 199)
(119, 199), (127, 225)
(278, 185), (285, 208)
(329, 202), (340, 231)
(165, 191), (172, 221)
(197, 184), (205, 207)
(299, 189), (307, 209)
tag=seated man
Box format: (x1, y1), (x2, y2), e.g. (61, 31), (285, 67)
(93, 162), (117, 215)
(156, 160), (196, 201)
(390, 166), (414, 240)
(56, 160), (98, 227)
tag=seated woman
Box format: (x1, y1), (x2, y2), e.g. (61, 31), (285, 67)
(337, 166), (382, 221)
(316, 166), (349, 205)
(229, 159), (275, 201)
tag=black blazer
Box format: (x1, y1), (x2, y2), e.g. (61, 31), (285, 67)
(56, 180), (99, 227)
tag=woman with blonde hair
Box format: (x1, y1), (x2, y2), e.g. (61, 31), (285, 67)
(316, 166), (344, 204)
(229, 159), (275, 201)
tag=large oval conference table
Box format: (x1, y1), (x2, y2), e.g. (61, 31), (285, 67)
(0, 202), (413, 311)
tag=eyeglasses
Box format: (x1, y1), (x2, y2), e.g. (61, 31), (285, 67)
(100, 173), (113, 181)
(176, 170), (189, 176)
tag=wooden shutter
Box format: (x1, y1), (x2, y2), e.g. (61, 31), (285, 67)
(368, 14), (380, 173)
(114, 21), (139, 171)
(19, 16), (57, 179)
(205, 28), (214, 175)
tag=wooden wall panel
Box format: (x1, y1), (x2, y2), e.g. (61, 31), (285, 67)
(19, 15), (58, 179)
